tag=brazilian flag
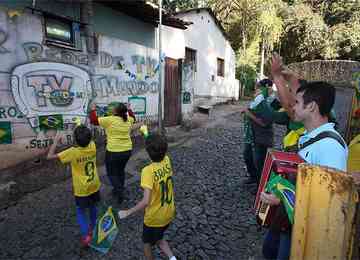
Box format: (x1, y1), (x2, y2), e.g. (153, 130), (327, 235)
(0, 122), (12, 144)
(266, 173), (296, 224)
(90, 206), (118, 254)
(39, 115), (64, 131)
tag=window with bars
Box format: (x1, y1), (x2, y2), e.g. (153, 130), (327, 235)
(185, 47), (197, 72)
(217, 58), (225, 77)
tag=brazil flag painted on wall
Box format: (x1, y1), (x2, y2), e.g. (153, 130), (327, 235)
(39, 115), (64, 131)
(0, 122), (12, 144)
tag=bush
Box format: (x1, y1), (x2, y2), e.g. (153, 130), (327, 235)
(236, 64), (257, 97)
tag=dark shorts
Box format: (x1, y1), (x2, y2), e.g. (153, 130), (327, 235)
(75, 191), (101, 209)
(142, 223), (169, 245)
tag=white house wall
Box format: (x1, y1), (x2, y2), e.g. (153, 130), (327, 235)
(176, 10), (239, 104)
(0, 9), (160, 170)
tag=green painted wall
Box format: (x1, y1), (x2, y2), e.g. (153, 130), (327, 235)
(0, 1), (155, 48)
(93, 3), (155, 49)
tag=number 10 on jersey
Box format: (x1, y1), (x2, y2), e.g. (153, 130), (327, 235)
(160, 176), (173, 206)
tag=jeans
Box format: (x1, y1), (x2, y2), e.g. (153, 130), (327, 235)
(243, 143), (269, 182)
(262, 229), (291, 260)
(105, 150), (132, 197)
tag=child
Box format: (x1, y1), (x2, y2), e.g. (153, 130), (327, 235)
(118, 133), (177, 260)
(47, 125), (101, 247)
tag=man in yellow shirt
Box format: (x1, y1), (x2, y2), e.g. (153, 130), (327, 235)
(47, 126), (101, 247)
(118, 134), (177, 260)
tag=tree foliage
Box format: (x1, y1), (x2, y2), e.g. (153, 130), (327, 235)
(159, 0), (360, 84)
(156, 0), (200, 13)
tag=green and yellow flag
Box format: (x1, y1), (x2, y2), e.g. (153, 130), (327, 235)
(0, 122), (12, 144)
(90, 206), (118, 254)
(39, 115), (64, 131)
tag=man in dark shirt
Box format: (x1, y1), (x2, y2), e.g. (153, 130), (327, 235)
(240, 79), (274, 184)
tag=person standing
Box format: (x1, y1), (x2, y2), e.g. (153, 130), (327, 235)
(90, 103), (136, 204)
(241, 79), (274, 184)
(261, 81), (348, 260)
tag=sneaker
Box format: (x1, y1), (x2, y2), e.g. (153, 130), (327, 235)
(80, 235), (92, 248)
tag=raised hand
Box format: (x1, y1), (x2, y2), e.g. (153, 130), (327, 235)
(260, 192), (281, 206)
(271, 53), (284, 77)
(118, 210), (130, 219)
(91, 103), (97, 111)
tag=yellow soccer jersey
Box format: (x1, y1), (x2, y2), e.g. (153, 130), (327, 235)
(141, 155), (175, 227)
(98, 116), (134, 152)
(58, 141), (101, 197)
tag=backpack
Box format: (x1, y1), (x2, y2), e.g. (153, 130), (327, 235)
(298, 131), (346, 151)
(285, 130), (346, 153)
(269, 131), (346, 232)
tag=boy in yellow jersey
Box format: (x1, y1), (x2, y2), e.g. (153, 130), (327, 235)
(118, 134), (177, 260)
(47, 126), (101, 247)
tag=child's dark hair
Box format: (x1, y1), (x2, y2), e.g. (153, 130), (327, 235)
(74, 125), (92, 147)
(145, 133), (168, 162)
(114, 103), (128, 122)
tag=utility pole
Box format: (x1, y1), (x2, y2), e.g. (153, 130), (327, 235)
(158, 0), (163, 130)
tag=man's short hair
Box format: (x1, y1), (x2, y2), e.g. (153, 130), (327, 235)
(296, 81), (335, 116)
(74, 125), (92, 147)
(145, 133), (168, 162)
(258, 78), (273, 88)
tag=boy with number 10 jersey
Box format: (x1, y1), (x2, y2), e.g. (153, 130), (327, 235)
(141, 154), (175, 227)
(118, 134), (176, 260)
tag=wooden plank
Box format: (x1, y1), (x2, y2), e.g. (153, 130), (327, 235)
(291, 165), (358, 259)
(333, 86), (356, 142)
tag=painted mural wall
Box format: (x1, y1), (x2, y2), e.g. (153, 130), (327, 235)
(0, 10), (160, 170)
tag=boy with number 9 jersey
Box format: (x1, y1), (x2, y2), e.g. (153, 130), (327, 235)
(47, 125), (101, 247)
(118, 133), (176, 260)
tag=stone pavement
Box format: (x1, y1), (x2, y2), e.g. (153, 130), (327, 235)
(0, 103), (285, 259)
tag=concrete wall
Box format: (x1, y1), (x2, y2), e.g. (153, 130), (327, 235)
(0, 4), (160, 206)
(93, 3), (155, 49)
(175, 10), (239, 105)
(288, 60), (360, 141)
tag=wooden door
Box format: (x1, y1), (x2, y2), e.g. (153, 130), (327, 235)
(164, 57), (181, 126)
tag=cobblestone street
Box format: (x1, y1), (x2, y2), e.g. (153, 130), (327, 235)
(0, 105), (269, 259)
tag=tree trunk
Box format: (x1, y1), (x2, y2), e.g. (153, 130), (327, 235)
(260, 38), (265, 78)
(242, 29), (246, 52)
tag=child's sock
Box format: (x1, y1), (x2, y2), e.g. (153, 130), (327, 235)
(76, 206), (89, 237)
(169, 256), (177, 260)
